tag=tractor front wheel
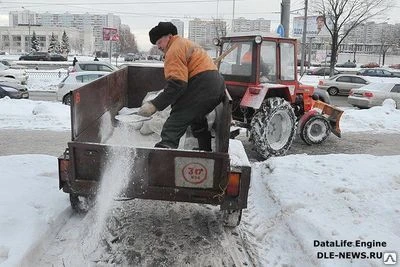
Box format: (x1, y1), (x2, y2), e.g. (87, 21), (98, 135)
(250, 97), (296, 159)
(300, 114), (331, 145)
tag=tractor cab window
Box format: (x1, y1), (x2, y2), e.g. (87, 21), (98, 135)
(219, 41), (253, 82)
(260, 41), (277, 82)
(280, 42), (295, 81)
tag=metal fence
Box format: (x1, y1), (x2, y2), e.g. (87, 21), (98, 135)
(26, 70), (68, 79)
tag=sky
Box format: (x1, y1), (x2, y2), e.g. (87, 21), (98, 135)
(0, 0), (399, 51)
(0, 72), (399, 265)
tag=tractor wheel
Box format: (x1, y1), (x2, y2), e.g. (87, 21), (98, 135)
(327, 87), (339, 96)
(300, 114), (331, 145)
(223, 209), (242, 227)
(69, 193), (94, 213)
(250, 97), (296, 159)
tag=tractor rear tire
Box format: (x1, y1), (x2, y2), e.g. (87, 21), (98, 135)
(300, 114), (331, 145)
(250, 97), (296, 159)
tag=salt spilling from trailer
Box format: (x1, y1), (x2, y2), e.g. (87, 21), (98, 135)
(80, 114), (138, 260)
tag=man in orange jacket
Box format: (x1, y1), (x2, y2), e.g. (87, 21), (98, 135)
(138, 22), (225, 151)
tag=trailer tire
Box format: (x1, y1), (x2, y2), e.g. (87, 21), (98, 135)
(300, 114), (331, 145)
(69, 193), (94, 213)
(63, 93), (72, 105)
(223, 209), (242, 227)
(250, 97), (296, 159)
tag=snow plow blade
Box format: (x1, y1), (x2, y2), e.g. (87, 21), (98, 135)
(313, 100), (343, 137)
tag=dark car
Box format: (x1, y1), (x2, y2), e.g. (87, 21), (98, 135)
(19, 52), (51, 61)
(336, 61), (356, 68)
(0, 81), (29, 99)
(50, 53), (67, 61)
(356, 68), (400, 78)
(297, 59), (310, 67)
(306, 67), (341, 76)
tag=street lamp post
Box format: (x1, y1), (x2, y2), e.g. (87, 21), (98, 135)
(22, 7), (31, 52)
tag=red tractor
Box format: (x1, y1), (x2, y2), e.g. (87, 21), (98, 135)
(213, 33), (343, 159)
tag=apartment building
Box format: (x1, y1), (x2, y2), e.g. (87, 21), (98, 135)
(7, 10), (121, 53)
(0, 25), (93, 54)
(188, 18), (226, 49)
(171, 19), (184, 37)
(232, 17), (271, 33)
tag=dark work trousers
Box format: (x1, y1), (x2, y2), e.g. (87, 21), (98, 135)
(156, 70), (225, 149)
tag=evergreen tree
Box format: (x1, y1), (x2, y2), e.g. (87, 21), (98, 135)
(30, 31), (40, 52)
(55, 42), (61, 54)
(48, 32), (58, 53)
(60, 30), (70, 54)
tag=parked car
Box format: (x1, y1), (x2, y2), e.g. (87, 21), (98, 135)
(348, 83), (400, 109)
(0, 81), (29, 99)
(335, 61), (357, 68)
(317, 74), (370, 96)
(124, 53), (140, 61)
(69, 61), (119, 73)
(50, 53), (67, 61)
(297, 59), (310, 67)
(389, 64), (400, 69)
(57, 71), (110, 105)
(19, 51), (51, 61)
(0, 62), (29, 85)
(360, 62), (379, 68)
(306, 67), (341, 76)
(356, 68), (400, 78)
(0, 59), (25, 69)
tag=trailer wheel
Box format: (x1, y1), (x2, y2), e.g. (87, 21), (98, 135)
(63, 93), (72, 105)
(250, 97), (296, 159)
(69, 193), (94, 213)
(223, 209), (242, 227)
(300, 114), (331, 145)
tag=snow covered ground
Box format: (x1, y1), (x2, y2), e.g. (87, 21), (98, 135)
(0, 72), (399, 266)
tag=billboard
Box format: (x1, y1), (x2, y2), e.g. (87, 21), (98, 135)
(102, 27), (119, 41)
(293, 16), (332, 37)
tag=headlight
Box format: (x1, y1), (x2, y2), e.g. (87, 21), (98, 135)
(254, 35), (262, 44)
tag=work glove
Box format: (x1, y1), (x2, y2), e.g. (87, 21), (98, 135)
(137, 102), (157, 117)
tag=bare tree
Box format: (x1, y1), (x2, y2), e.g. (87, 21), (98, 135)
(313, 0), (391, 75)
(119, 25), (138, 54)
(148, 45), (163, 56)
(378, 25), (398, 65)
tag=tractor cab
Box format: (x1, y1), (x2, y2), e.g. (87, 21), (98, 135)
(216, 33), (297, 87)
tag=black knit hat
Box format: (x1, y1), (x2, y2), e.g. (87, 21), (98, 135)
(149, 22), (178, 44)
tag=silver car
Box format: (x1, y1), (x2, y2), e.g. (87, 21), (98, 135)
(0, 62), (29, 85)
(57, 71), (110, 105)
(348, 83), (400, 109)
(317, 74), (370, 96)
(68, 60), (118, 73)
